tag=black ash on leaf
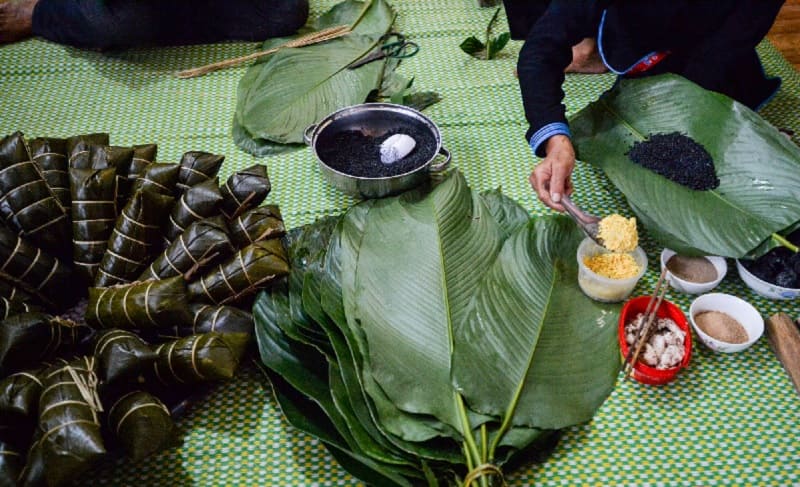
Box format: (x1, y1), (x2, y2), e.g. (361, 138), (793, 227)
(627, 132), (719, 191)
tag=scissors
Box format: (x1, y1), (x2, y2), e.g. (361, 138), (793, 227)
(348, 33), (419, 69)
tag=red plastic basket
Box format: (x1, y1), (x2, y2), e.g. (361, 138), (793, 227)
(619, 295), (692, 385)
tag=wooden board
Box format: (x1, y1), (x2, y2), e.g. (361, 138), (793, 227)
(765, 313), (800, 396)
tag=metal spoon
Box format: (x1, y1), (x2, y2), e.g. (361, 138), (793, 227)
(560, 194), (605, 247)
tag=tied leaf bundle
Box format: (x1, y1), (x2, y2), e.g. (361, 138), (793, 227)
(219, 164), (271, 219)
(86, 276), (193, 330)
(27, 358), (106, 487)
(89, 145), (134, 172)
(229, 205), (286, 249)
(0, 226), (73, 310)
(0, 434), (24, 487)
(0, 367), (44, 421)
(70, 167), (118, 283)
(0, 313), (91, 375)
(176, 151), (224, 194)
(107, 390), (173, 461)
(30, 137), (69, 209)
(93, 329), (158, 385)
(164, 178), (224, 243)
(189, 303), (254, 336)
(151, 332), (247, 385)
(95, 187), (174, 287)
(254, 171), (620, 486)
(66, 133), (110, 169)
(188, 239), (289, 305)
(0, 132), (71, 260)
(131, 162), (180, 197)
(140, 216), (234, 281)
(118, 144), (157, 205)
(0, 296), (38, 320)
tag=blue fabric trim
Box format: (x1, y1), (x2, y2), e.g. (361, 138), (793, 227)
(597, 9), (661, 76)
(529, 122), (571, 158)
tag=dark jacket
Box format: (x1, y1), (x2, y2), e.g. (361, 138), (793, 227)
(504, 0), (784, 156)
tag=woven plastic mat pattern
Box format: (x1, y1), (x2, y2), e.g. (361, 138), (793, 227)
(1, 1), (799, 486)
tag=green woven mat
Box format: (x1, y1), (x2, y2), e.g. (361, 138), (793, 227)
(2, 1), (800, 485)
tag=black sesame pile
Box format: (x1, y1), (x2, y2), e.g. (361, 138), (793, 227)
(316, 127), (436, 178)
(627, 132), (720, 191)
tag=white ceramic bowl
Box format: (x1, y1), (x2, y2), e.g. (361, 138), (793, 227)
(689, 293), (764, 353)
(577, 238), (647, 303)
(735, 259), (800, 300)
(660, 249), (727, 294)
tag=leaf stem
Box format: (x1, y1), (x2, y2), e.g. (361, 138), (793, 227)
(487, 376), (528, 462)
(773, 233), (799, 252)
(456, 394), (482, 466)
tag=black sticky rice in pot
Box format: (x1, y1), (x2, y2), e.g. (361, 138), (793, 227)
(627, 132), (719, 191)
(317, 126), (437, 178)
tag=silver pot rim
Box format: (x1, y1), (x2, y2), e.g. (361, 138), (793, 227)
(304, 102), (450, 181)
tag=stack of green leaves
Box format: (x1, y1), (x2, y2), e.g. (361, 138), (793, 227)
(254, 171), (621, 486)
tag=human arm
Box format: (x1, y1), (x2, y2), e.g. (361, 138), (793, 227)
(513, 0), (606, 209)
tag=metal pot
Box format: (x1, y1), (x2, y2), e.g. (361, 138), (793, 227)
(304, 103), (451, 199)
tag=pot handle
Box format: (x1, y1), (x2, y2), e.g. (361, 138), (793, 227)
(429, 147), (451, 172)
(303, 124), (317, 146)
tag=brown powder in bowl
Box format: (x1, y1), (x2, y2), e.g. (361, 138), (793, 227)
(666, 255), (717, 283)
(693, 310), (749, 344)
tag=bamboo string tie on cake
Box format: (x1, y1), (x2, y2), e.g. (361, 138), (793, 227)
(623, 268), (668, 379)
(176, 25), (352, 79)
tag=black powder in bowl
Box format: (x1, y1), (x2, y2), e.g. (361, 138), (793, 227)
(627, 132), (719, 191)
(316, 126), (438, 178)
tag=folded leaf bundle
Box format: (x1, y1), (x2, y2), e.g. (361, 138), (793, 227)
(131, 162), (180, 197)
(107, 390), (173, 461)
(219, 164), (270, 219)
(30, 137), (69, 208)
(70, 167), (118, 284)
(0, 279), (32, 303)
(151, 332), (246, 385)
(164, 178), (224, 242)
(86, 276), (193, 330)
(93, 329), (158, 385)
(0, 226), (74, 309)
(0, 367), (44, 421)
(88, 145), (134, 172)
(229, 205), (286, 249)
(188, 239), (289, 305)
(66, 132), (110, 169)
(35, 358), (106, 487)
(0, 437), (23, 487)
(95, 187), (174, 287)
(118, 144), (157, 206)
(0, 296), (38, 320)
(140, 217), (233, 282)
(189, 303), (254, 335)
(176, 151), (224, 194)
(0, 226), (73, 310)
(0, 132), (71, 259)
(0, 313), (91, 374)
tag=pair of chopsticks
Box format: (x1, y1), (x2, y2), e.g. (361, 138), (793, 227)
(622, 268), (668, 379)
(176, 24), (351, 79)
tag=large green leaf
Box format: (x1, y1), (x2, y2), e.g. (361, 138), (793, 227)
(233, 0), (396, 151)
(570, 74), (800, 258)
(342, 173), (504, 432)
(452, 216), (620, 430)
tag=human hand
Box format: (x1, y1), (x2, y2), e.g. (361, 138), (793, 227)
(529, 134), (575, 212)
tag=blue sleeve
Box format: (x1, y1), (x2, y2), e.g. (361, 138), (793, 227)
(515, 1), (607, 155)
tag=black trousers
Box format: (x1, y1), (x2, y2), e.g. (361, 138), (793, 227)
(31, 0), (309, 49)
